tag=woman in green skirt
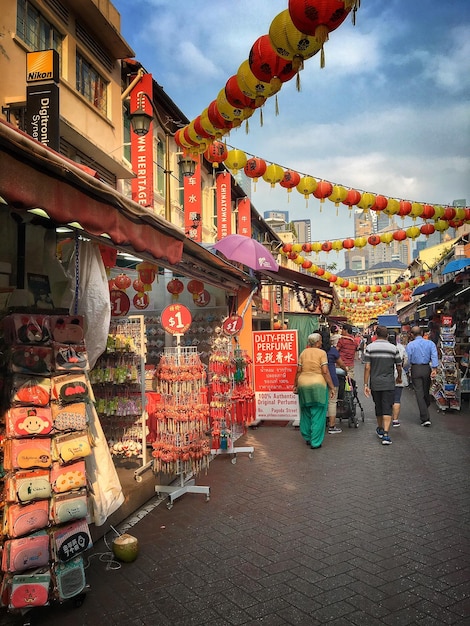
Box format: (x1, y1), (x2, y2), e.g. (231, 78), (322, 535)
(294, 333), (336, 449)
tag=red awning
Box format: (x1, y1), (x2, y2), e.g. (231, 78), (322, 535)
(0, 119), (184, 265)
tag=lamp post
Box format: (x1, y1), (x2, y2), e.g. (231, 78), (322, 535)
(129, 91), (196, 223)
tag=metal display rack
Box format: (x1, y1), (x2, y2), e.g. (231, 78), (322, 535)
(152, 346), (211, 508)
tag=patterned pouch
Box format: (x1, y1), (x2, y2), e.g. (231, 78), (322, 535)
(50, 460), (87, 494)
(51, 402), (87, 432)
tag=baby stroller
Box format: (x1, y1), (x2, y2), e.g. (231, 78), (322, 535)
(336, 369), (365, 428)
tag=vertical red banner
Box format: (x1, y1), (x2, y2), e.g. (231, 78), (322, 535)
(216, 172), (232, 239)
(237, 197), (251, 237)
(184, 157), (202, 242)
(130, 73), (154, 207)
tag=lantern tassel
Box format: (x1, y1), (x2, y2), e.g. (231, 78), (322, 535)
(259, 108), (263, 127)
(296, 72), (301, 92)
(275, 94), (279, 116)
(320, 46), (326, 69)
(245, 119), (249, 134)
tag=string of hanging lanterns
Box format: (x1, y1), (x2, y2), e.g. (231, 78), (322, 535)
(175, 0), (360, 154)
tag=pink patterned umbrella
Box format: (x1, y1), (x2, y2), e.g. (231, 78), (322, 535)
(213, 234), (279, 272)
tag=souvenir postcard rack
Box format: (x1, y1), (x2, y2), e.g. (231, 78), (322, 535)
(431, 321), (461, 411)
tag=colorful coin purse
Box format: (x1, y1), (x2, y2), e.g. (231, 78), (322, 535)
(50, 489), (88, 525)
(6, 406), (53, 438)
(4, 500), (50, 538)
(8, 571), (51, 609)
(50, 315), (84, 344)
(5, 469), (52, 503)
(51, 373), (89, 404)
(51, 518), (92, 562)
(50, 460), (87, 494)
(52, 430), (92, 465)
(53, 556), (86, 601)
(51, 402), (87, 432)
(3, 437), (52, 471)
(2, 531), (50, 573)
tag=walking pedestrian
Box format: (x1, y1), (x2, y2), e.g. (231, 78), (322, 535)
(321, 329), (346, 434)
(337, 323), (357, 382)
(388, 331), (408, 428)
(363, 325), (402, 445)
(293, 333), (336, 449)
(406, 325), (439, 426)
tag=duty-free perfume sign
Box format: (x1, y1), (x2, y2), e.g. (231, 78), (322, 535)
(252, 330), (300, 421)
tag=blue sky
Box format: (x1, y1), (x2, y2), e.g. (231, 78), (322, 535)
(113, 0), (470, 266)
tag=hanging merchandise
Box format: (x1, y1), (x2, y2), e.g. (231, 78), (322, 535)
(208, 336), (255, 463)
(152, 347), (211, 507)
(431, 319), (461, 412)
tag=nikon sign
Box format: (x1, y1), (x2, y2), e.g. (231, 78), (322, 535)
(25, 50), (60, 150)
(26, 50), (59, 83)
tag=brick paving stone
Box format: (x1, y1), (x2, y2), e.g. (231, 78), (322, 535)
(1, 370), (469, 625)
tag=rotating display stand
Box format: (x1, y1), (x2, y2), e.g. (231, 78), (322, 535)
(152, 343), (211, 508)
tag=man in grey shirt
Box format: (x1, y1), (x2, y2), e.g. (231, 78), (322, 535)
(363, 325), (403, 445)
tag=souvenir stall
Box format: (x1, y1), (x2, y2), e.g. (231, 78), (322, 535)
(0, 313), (97, 615)
(431, 315), (461, 411)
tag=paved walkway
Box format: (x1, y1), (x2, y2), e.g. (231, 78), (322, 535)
(3, 370), (469, 625)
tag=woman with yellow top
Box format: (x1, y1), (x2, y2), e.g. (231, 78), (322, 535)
(294, 333), (336, 449)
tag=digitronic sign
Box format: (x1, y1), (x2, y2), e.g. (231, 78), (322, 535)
(26, 50), (59, 83)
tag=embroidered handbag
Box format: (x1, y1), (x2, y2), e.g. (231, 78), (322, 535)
(52, 430), (92, 465)
(50, 460), (87, 494)
(2, 531), (50, 572)
(5, 469), (52, 503)
(6, 406), (53, 438)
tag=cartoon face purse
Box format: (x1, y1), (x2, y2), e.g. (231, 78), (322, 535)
(52, 430), (92, 465)
(3, 437), (52, 471)
(2, 531), (50, 573)
(9, 571), (51, 609)
(6, 406), (53, 438)
(50, 460), (87, 494)
(5, 469), (52, 503)
(50, 315), (84, 344)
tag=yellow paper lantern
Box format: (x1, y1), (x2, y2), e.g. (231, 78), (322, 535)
(224, 149), (247, 175)
(296, 176), (317, 199)
(455, 207), (466, 220)
(410, 202), (424, 220)
(332, 240), (343, 252)
(269, 10), (322, 70)
(262, 163), (284, 187)
(200, 108), (223, 139)
(311, 242), (322, 253)
(236, 60), (280, 103)
(292, 243), (303, 253)
(433, 205), (445, 219)
(215, 89), (245, 126)
(380, 232), (394, 245)
(383, 198), (400, 216)
(293, 255), (304, 265)
(328, 185), (348, 207)
(406, 226), (421, 240)
(354, 237), (367, 248)
(357, 192), (376, 212)
(434, 219), (449, 232)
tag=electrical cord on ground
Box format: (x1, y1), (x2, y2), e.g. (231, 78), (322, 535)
(84, 526), (122, 571)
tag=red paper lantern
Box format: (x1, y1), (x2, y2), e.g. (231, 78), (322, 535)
(283, 243), (293, 253)
(316, 267), (325, 276)
(370, 195), (389, 212)
(204, 141), (228, 166)
(280, 169), (301, 194)
(393, 230), (407, 241)
(398, 200), (412, 218)
(136, 262), (157, 291)
(341, 279), (349, 288)
(420, 223), (435, 237)
(187, 280), (204, 295)
(114, 273), (131, 290)
(225, 75), (259, 110)
(342, 189), (362, 209)
(313, 180), (333, 203)
(329, 274), (338, 283)
(208, 101), (234, 131)
(243, 157), (267, 183)
(302, 260), (312, 269)
(443, 206), (456, 221)
(249, 35), (297, 90)
(167, 278), (184, 296)
(108, 278), (116, 291)
(193, 115), (214, 140)
(288, 0), (352, 35)
(342, 238), (355, 250)
(321, 241), (333, 253)
(133, 279), (146, 294)
(368, 235), (381, 246)
(421, 204), (435, 220)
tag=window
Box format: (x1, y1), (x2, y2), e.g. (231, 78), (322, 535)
(156, 137), (165, 196)
(76, 52), (107, 115)
(16, 0), (63, 56)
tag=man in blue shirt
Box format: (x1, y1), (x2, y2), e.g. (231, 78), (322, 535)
(406, 326), (439, 426)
